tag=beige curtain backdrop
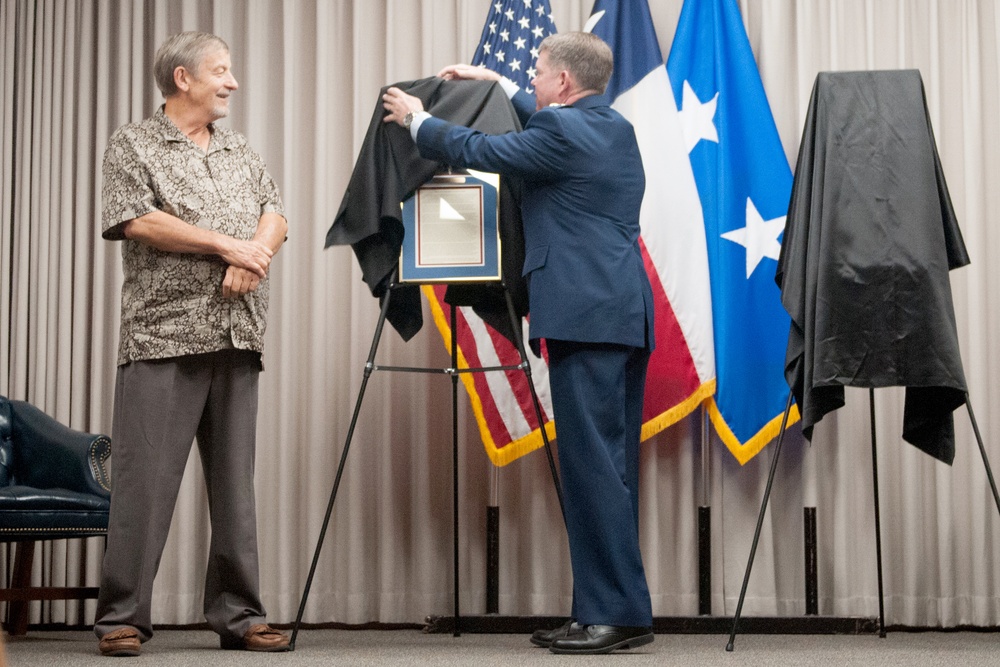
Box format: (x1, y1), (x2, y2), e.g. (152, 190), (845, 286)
(2, 0), (999, 628)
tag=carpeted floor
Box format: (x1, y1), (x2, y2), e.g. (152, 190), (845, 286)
(4, 629), (1000, 666)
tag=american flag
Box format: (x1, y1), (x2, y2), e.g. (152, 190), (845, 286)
(472, 0), (556, 94)
(421, 0), (560, 466)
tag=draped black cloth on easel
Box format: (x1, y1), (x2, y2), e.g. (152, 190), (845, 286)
(776, 70), (970, 464)
(326, 78), (527, 343)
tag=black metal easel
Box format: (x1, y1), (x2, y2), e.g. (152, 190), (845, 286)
(726, 389), (1000, 651)
(288, 271), (564, 649)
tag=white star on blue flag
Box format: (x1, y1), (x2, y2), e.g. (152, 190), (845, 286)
(473, 0), (556, 94)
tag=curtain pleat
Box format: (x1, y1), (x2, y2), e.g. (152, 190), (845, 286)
(2, 0), (1000, 628)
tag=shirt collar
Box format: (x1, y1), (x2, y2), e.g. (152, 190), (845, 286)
(569, 94), (605, 110)
(153, 106), (237, 153)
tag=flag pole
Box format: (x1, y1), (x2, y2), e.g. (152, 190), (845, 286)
(701, 405), (711, 507)
(803, 427), (818, 615)
(486, 466), (500, 615)
(698, 404), (712, 615)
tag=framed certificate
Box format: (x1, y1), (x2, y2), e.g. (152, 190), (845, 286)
(399, 170), (501, 283)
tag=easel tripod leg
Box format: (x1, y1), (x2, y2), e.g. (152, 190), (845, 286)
(289, 282), (395, 649)
(451, 304), (461, 636)
(869, 388), (886, 638)
(966, 394), (1000, 518)
(502, 288), (566, 518)
(726, 390), (795, 652)
(526, 375), (564, 518)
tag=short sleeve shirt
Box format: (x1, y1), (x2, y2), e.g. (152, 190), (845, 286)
(102, 108), (284, 365)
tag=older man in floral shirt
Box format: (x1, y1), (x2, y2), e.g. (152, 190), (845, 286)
(94, 31), (288, 657)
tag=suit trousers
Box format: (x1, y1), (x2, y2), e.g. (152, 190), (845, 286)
(94, 349), (267, 642)
(546, 339), (652, 628)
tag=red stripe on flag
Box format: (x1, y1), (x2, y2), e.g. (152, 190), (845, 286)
(638, 237), (703, 425)
(480, 317), (548, 428)
(432, 286), (517, 447)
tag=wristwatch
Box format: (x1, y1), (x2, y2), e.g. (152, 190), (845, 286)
(403, 111), (414, 129)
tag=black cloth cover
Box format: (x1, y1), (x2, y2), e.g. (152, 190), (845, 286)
(776, 70), (970, 464)
(327, 77), (526, 342)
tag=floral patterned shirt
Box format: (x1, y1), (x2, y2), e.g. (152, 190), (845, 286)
(102, 108), (285, 365)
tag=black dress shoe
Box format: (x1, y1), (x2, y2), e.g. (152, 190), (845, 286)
(549, 624), (654, 654)
(529, 619), (582, 648)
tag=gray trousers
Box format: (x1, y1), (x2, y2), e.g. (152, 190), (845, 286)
(94, 349), (267, 643)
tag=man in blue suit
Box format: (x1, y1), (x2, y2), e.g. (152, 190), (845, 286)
(383, 32), (655, 655)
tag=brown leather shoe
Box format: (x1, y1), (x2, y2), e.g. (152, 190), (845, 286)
(221, 623), (291, 652)
(98, 626), (141, 657)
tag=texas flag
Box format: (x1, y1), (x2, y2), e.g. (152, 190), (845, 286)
(586, 0), (717, 439)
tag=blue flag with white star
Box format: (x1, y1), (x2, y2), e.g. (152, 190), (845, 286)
(472, 0), (556, 94)
(666, 0), (799, 463)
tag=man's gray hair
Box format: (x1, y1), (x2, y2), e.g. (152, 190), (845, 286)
(539, 32), (614, 94)
(153, 31), (229, 97)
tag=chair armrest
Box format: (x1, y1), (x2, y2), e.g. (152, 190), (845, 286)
(1, 397), (13, 485)
(7, 399), (111, 499)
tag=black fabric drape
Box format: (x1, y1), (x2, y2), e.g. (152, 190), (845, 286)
(327, 77), (526, 342)
(776, 70), (970, 464)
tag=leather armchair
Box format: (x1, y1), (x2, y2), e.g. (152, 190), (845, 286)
(0, 395), (111, 634)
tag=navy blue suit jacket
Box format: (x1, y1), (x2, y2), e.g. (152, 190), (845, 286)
(416, 90), (654, 351)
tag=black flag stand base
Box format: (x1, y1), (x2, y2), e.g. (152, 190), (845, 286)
(288, 273), (564, 650)
(726, 389), (1000, 652)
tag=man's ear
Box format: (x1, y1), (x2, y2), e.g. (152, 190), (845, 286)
(173, 66), (190, 93)
(558, 70), (572, 93)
